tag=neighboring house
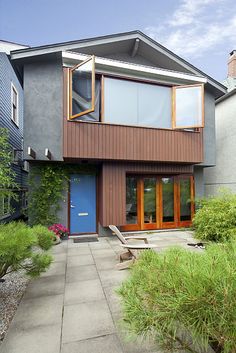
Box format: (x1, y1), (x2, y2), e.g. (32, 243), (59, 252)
(10, 31), (226, 235)
(0, 40), (29, 221)
(205, 51), (236, 195)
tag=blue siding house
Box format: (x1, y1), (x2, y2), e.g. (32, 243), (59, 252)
(0, 41), (28, 221)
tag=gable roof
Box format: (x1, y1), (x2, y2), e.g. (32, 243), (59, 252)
(10, 30), (226, 97)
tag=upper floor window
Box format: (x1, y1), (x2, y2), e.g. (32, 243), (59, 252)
(70, 56), (96, 120)
(11, 83), (19, 126)
(68, 57), (204, 129)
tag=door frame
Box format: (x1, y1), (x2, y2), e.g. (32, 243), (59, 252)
(121, 174), (194, 231)
(68, 174), (98, 235)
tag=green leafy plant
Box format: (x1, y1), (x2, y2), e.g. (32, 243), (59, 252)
(118, 244), (236, 353)
(0, 128), (18, 218)
(28, 163), (97, 227)
(28, 165), (68, 226)
(193, 190), (236, 242)
(0, 222), (53, 279)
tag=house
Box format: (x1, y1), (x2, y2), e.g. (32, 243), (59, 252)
(204, 51), (236, 195)
(10, 31), (226, 235)
(0, 40), (29, 222)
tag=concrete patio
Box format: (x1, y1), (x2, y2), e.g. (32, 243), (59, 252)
(1, 230), (196, 353)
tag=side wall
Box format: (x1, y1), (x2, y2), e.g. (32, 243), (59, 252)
(204, 93), (236, 195)
(0, 52), (28, 221)
(23, 54), (63, 161)
(201, 90), (216, 167)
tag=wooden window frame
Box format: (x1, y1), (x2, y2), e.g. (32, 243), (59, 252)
(172, 83), (205, 129)
(11, 83), (19, 126)
(69, 55), (95, 120)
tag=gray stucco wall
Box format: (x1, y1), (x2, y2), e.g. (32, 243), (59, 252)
(204, 93), (236, 196)
(194, 166), (204, 199)
(201, 89), (216, 167)
(23, 54), (63, 161)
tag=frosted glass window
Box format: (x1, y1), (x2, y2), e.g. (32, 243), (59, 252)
(138, 83), (172, 128)
(104, 78), (138, 125)
(104, 77), (172, 128)
(174, 85), (204, 128)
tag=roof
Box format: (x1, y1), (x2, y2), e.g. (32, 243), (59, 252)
(10, 30), (226, 97)
(216, 88), (236, 104)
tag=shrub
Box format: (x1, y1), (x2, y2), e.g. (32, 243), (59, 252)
(32, 224), (54, 250)
(118, 244), (236, 353)
(0, 222), (53, 279)
(193, 191), (236, 242)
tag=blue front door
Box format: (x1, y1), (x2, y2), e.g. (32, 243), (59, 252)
(70, 175), (96, 234)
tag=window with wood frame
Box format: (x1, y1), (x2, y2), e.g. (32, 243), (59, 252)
(69, 56), (98, 121)
(172, 84), (204, 129)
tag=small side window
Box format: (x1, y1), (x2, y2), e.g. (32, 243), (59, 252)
(69, 56), (95, 120)
(11, 83), (19, 126)
(172, 84), (204, 129)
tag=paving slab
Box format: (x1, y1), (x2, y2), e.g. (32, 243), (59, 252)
(10, 294), (63, 329)
(94, 255), (118, 270)
(67, 254), (94, 267)
(66, 264), (98, 283)
(64, 279), (105, 305)
(61, 333), (123, 353)
(62, 299), (115, 343)
(41, 261), (66, 277)
(24, 274), (65, 299)
(53, 253), (67, 263)
(99, 268), (130, 287)
(67, 246), (91, 256)
(0, 324), (61, 353)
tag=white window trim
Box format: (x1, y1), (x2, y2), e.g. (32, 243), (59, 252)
(11, 82), (19, 126)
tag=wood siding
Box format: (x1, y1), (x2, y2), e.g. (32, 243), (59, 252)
(63, 69), (204, 164)
(98, 162), (194, 227)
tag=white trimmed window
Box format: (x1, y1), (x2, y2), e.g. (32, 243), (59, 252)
(11, 83), (19, 126)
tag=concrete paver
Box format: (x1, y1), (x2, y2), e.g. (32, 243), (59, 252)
(1, 230), (196, 353)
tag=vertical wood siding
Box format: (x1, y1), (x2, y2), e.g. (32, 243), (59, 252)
(99, 162), (194, 226)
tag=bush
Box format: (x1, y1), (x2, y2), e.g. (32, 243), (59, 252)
(32, 224), (54, 250)
(0, 222), (53, 279)
(118, 244), (236, 353)
(193, 191), (236, 242)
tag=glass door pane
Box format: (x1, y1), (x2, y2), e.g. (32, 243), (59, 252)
(126, 177), (138, 224)
(180, 177), (191, 221)
(162, 177), (174, 223)
(144, 178), (156, 224)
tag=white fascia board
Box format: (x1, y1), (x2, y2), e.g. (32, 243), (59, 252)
(62, 51), (207, 84)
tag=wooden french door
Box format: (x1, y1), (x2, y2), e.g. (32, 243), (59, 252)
(123, 175), (194, 231)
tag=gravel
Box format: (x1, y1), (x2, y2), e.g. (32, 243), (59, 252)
(0, 271), (29, 344)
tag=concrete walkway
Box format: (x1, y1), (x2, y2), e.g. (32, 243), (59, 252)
(1, 231), (195, 353)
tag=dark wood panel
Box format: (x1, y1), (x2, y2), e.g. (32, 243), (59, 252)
(99, 161), (194, 227)
(64, 120), (203, 163)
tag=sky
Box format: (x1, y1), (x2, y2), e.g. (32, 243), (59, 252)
(1, 0), (236, 81)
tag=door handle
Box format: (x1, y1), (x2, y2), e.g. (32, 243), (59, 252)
(70, 205), (75, 208)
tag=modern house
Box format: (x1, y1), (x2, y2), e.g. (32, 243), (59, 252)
(10, 31), (226, 235)
(205, 51), (236, 195)
(0, 40), (29, 222)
